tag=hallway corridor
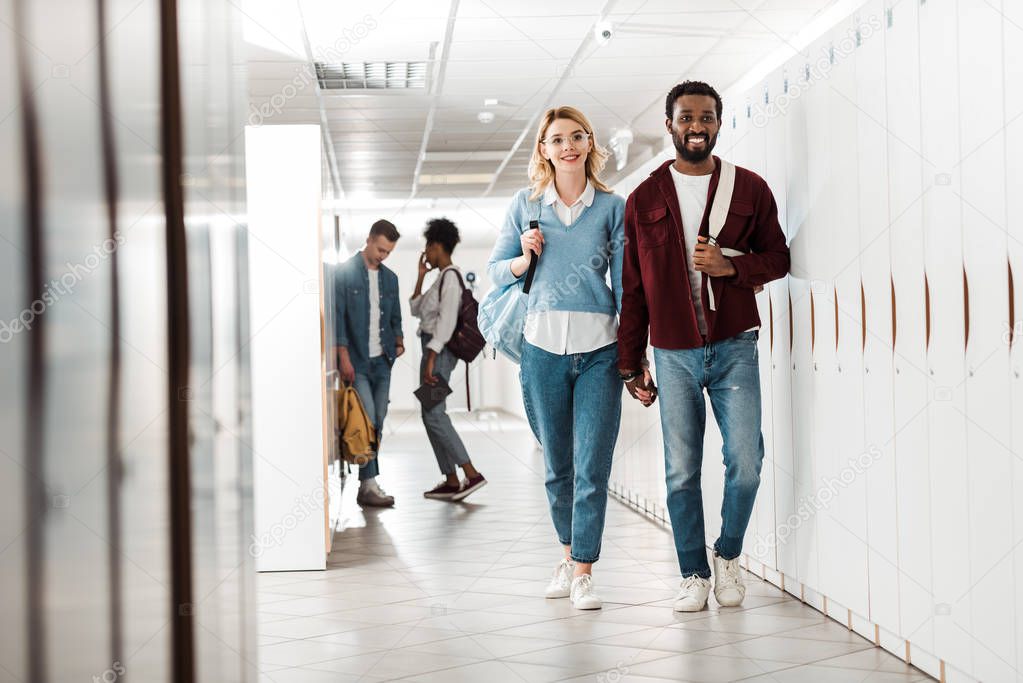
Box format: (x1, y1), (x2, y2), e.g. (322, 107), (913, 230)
(255, 414), (932, 682)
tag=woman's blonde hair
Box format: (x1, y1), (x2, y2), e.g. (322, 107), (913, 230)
(527, 106), (612, 200)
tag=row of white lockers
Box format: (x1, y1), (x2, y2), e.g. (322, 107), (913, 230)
(613, 1), (1023, 680)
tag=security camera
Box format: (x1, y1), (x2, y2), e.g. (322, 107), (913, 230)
(465, 271), (476, 284)
(594, 21), (613, 45)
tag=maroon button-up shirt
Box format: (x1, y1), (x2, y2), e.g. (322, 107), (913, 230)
(617, 157), (790, 371)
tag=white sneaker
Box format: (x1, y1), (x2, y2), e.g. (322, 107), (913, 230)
(674, 574), (712, 612)
(544, 559), (573, 599)
(570, 574), (602, 610)
(356, 479), (394, 507)
(713, 552), (746, 607)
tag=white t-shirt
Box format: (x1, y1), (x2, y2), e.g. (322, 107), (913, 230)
(367, 268), (382, 357)
(669, 164), (712, 336)
(523, 180), (618, 354)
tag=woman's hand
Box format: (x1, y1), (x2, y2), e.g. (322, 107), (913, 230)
(520, 228), (544, 260)
(422, 351), (438, 386)
(418, 251), (432, 278)
(624, 368), (657, 407)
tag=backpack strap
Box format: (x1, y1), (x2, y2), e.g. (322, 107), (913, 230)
(522, 199), (541, 294)
(706, 160), (747, 311)
(436, 267), (464, 298)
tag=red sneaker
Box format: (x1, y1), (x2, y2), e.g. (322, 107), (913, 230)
(450, 474), (487, 502)
(423, 480), (462, 500)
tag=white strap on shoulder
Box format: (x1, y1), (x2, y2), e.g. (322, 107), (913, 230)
(706, 160), (742, 311)
(708, 159), (735, 243)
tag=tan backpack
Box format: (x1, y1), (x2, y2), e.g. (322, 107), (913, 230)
(336, 384), (377, 466)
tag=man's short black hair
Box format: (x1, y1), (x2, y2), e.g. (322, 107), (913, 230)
(369, 219), (400, 242)
(665, 80), (723, 122)
(424, 217), (460, 255)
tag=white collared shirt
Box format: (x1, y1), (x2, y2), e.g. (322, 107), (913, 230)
(410, 265), (462, 354)
(523, 180), (618, 355)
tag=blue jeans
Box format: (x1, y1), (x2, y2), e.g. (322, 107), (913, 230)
(654, 330), (765, 579)
(520, 341), (622, 564)
(353, 355), (392, 481)
(420, 335), (472, 475)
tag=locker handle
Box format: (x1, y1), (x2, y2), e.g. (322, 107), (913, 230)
(834, 286), (839, 351)
(890, 276), (897, 350)
(963, 267), (970, 351)
(924, 273), (931, 351)
(1009, 260), (1015, 347)
(860, 281), (866, 352)
(810, 291), (816, 354)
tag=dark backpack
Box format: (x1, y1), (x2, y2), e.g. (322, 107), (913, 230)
(438, 269), (486, 363)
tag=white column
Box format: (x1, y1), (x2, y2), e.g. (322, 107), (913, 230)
(245, 124), (328, 571)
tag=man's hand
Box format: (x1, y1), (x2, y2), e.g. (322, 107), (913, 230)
(422, 350), (438, 386)
(623, 368), (657, 407)
(336, 346), (355, 383)
(395, 337), (405, 357)
(694, 236), (737, 277)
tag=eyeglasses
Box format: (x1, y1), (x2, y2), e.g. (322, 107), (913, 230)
(541, 132), (590, 148)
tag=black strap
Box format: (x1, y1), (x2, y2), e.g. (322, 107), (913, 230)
(523, 200), (541, 294)
(436, 267), (465, 298)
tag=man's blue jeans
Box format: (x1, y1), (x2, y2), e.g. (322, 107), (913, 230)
(520, 341), (622, 564)
(353, 355), (392, 481)
(654, 330), (765, 579)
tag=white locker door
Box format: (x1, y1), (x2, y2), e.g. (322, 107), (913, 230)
(856, 0), (901, 637)
(738, 86), (776, 570)
(822, 17), (869, 619)
(1005, 3), (1023, 677)
(885, 0), (935, 654)
(750, 68), (790, 574)
(805, 33), (840, 605)
(765, 65), (796, 580)
(918, 0), (973, 671)
(958, 2), (1014, 680)
(787, 46), (823, 593)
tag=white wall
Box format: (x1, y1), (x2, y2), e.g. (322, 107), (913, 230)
(247, 125), (328, 571)
(610, 2), (1022, 681)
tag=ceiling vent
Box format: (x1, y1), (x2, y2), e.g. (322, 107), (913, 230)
(314, 61), (428, 90)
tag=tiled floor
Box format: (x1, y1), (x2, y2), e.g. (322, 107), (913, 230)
(256, 411), (934, 682)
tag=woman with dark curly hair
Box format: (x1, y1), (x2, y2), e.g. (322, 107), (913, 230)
(411, 217), (487, 502)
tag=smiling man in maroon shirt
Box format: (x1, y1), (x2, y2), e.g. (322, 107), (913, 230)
(617, 81), (790, 613)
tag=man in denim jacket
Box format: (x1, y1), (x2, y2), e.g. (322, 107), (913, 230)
(334, 219), (405, 507)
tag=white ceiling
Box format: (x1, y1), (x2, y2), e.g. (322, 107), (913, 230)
(242, 0), (850, 202)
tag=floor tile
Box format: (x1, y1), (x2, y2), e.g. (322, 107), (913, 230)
(253, 416), (933, 682)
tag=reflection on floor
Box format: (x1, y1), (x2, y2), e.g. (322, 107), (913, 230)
(256, 410), (934, 682)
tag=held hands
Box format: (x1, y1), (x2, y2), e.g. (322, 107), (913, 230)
(693, 236), (737, 277)
(623, 368), (657, 407)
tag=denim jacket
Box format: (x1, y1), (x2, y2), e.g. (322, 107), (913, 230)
(334, 252), (403, 373)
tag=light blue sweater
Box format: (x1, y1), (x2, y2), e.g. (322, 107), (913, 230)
(487, 187), (625, 315)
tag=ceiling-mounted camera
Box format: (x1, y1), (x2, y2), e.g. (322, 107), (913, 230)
(594, 21), (614, 45)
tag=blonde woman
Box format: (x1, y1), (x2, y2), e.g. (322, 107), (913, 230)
(487, 107), (625, 609)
